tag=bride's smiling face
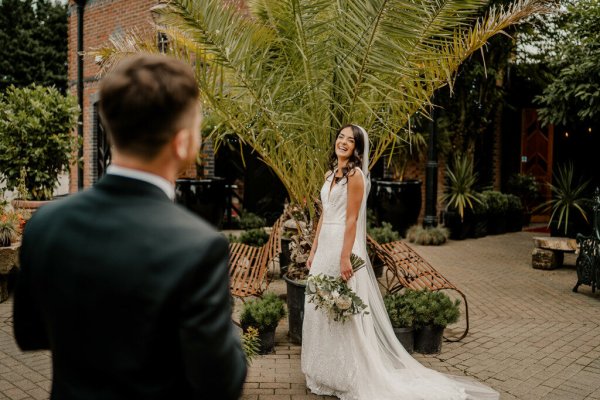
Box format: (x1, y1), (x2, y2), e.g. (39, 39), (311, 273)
(335, 127), (356, 160)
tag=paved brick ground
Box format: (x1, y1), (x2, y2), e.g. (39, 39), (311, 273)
(1, 231), (599, 399)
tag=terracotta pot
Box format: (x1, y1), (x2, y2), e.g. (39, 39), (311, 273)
(11, 199), (52, 212)
(0, 242), (20, 303)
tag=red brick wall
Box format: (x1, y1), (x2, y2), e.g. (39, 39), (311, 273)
(68, 0), (160, 191)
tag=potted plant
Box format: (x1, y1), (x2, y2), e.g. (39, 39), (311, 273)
(384, 290), (418, 353)
(405, 225), (449, 245)
(239, 292), (287, 354)
(283, 221), (313, 344)
(367, 221), (401, 277)
(470, 194), (489, 238)
(0, 206), (23, 302)
(442, 154), (480, 240)
(482, 190), (509, 235)
(412, 290), (460, 354)
(507, 173), (541, 226)
(505, 194), (524, 232)
(373, 132), (427, 236)
(538, 163), (591, 238)
(0, 85), (79, 206)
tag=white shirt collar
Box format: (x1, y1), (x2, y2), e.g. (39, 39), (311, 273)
(106, 165), (175, 200)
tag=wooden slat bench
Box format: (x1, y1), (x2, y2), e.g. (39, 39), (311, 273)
(367, 236), (470, 341)
(229, 217), (282, 300)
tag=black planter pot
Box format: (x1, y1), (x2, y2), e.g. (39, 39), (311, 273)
(414, 325), (444, 354)
(393, 327), (414, 354)
(372, 180), (422, 237)
(368, 250), (385, 278)
(506, 210), (524, 232)
(257, 327), (276, 354)
(443, 209), (472, 240)
(279, 237), (292, 277)
(550, 214), (592, 238)
(283, 275), (306, 344)
(487, 213), (508, 235)
(471, 213), (488, 238)
(175, 178), (226, 228)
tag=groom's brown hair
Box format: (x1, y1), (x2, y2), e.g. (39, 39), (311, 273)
(99, 54), (200, 159)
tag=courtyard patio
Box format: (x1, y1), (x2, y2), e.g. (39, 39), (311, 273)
(0, 230), (599, 400)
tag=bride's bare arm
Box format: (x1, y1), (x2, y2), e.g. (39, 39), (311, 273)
(340, 170), (364, 281)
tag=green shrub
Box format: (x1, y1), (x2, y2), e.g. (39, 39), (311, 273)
(507, 174), (540, 212)
(412, 290), (460, 328)
(239, 212), (267, 230)
(472, 193), (489, 216)
(367, 208), (378, 229)
(238, 228), (269, 247)
(405, 225), (449, 246)
(0, 84), (79, 200)
(368, 221), (400, 244)
(505, 194), (523, 214)
(240, 292), (287, 331)
(481, 190), (508, 215)
(384, 289), (419, 328)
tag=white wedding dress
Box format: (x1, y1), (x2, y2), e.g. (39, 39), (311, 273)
(301, 129), (499, 400)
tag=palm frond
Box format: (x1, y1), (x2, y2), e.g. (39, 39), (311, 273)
(94, 0), (551, 209)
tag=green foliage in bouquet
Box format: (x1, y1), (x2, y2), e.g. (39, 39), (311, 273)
(240, 292), (287, 332)
(412, 290), (460, 328)
(305, 274), (369, 323)
(305, 254), (368, 323)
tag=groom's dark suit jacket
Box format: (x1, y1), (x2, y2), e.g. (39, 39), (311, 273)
(13, 174), (246, 400)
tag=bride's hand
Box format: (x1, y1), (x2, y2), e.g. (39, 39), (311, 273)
(340, 257), (353, 281)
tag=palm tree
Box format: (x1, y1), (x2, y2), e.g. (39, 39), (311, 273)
(96, 0), (549, 213)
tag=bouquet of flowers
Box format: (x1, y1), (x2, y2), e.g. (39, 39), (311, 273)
(305, 254), (369, 323)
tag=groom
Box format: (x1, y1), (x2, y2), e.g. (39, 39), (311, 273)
(13, 55), (246, 399)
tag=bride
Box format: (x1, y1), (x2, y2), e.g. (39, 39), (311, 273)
(301, 124), (499, 400)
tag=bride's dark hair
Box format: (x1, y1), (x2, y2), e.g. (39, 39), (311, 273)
(327, 124), (364, 184)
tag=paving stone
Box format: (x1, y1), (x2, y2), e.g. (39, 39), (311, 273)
(1, 231), (599, 399)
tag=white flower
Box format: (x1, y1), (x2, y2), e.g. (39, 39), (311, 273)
(335, 295), (352, 310)
(307, 279), (317, 293)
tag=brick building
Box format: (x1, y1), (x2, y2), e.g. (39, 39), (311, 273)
(67, 0), (215, 192)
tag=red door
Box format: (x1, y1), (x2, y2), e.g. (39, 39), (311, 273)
(521, 108), (553, 220)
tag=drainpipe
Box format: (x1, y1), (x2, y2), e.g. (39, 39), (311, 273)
(75, 0), (86, 191)
(423, 100), (439, 228)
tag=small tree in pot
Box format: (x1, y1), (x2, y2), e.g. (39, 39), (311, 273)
(384, 289), (418, 353)
(240, 292), (287, 354)
(412, 290), (460, 354)
(0, 85), (79, 202)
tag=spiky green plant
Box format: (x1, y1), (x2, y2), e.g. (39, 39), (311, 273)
(241, 326), (261, 364)
(538, 163), (590, 235)
(443, 153), (480, 219)
(94, 0), (549, 213)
